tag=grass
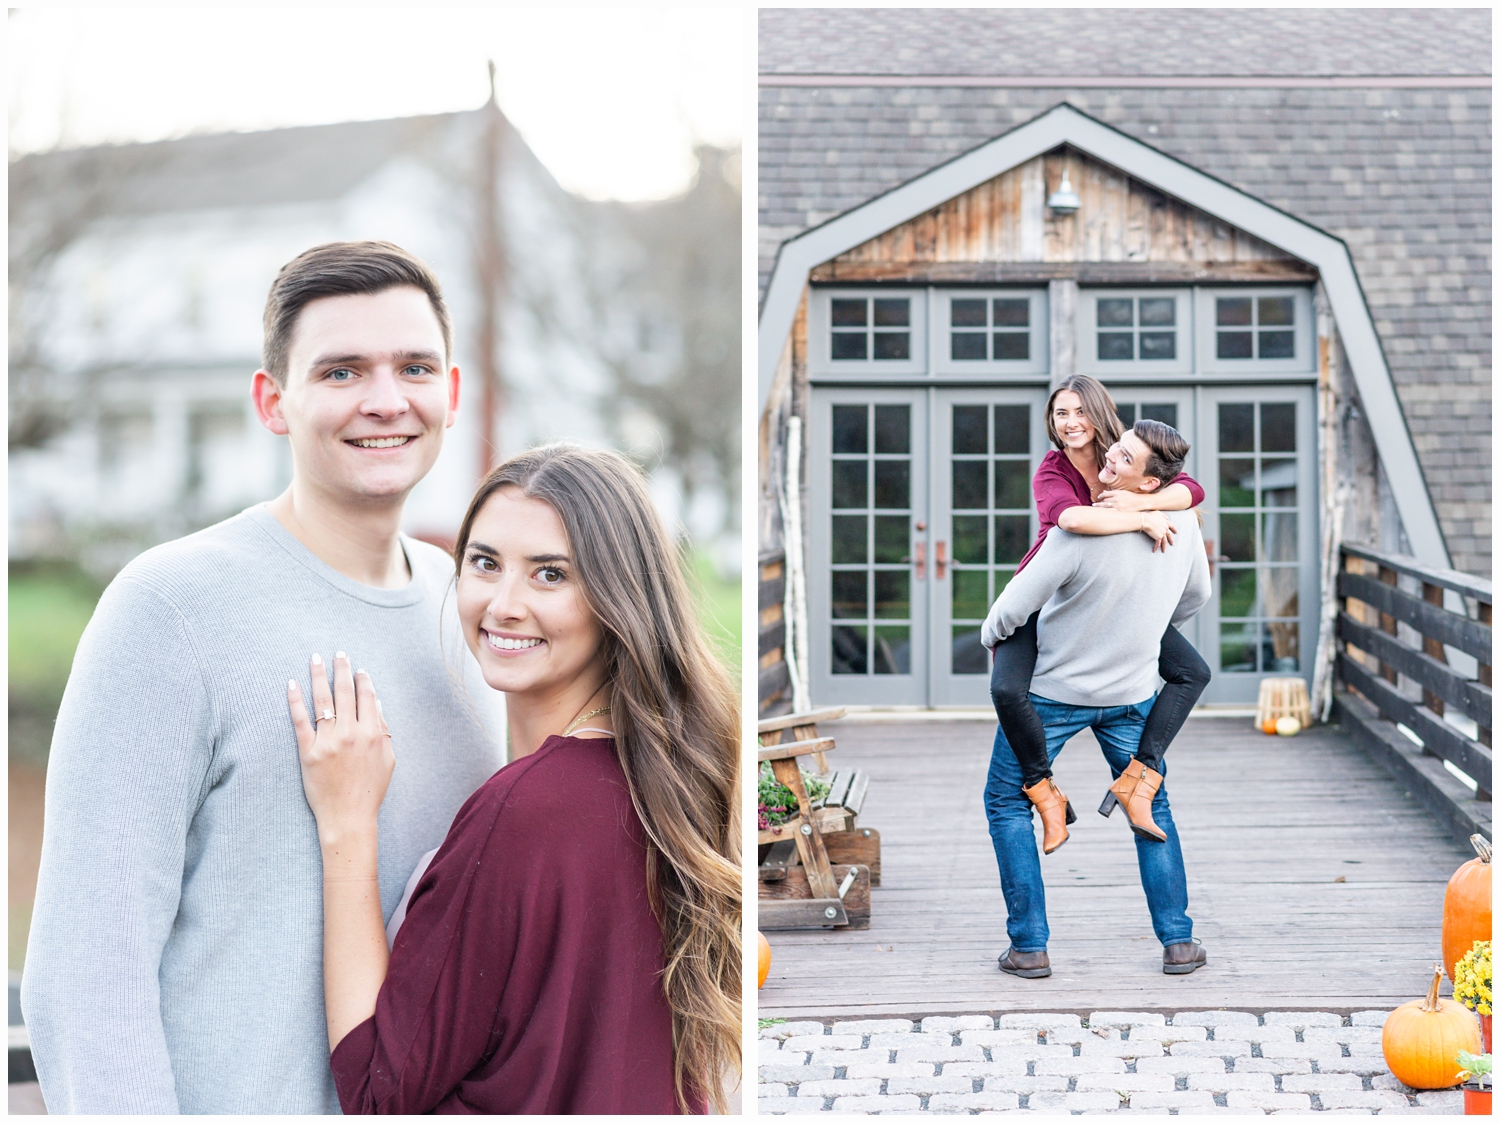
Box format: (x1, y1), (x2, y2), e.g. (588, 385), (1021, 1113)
(9, 563), (104, 709)
(689, 551), (742, 676)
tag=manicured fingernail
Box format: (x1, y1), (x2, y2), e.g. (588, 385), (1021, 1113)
(311, 653), (322, 666)
(356, 668), (366, 675)
(335, 651), (346, 660)
(288, 679), (297, 690)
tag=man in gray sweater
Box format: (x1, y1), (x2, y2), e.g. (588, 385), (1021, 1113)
(979, 422), (1211, 980)
(23, 243), (504, 1113)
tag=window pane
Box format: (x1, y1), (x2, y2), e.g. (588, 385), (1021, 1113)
(952, 405), (988, 454)
(952, 515), (988, 564)
(993, 405), (1029, 454)
(1139, 297), (1175, 327)
(1258, 296), (1295, 326)
(951, 568), (989, 620)
(832, 404), (868, 453)
(1220, 623), (1256, 672)
(1262, 568), (1299, 619)
(1098, 331), (1134, 360)
(1117, 403), (1137, 428)
(951, 298), (987, 327)
(1261, 512), (1297, 563)
(1218, 403), (1255, 452)
(1261, 403), (1296, 451)
(994, 515), (1031, 564)
(1219, 458), (1255, 508)
(831, 298), (867, 327)
(1217, 331), (1253, 359)
(830, 624), (867, 675)
(951, 332), (987, 360)
(1097, 298), (1134, 327)
(1221, 512), (1256, 563)
(1216, 296), (1253, 326)
(831, 515), (867, 564)
(952, 460), (988, 509)
(831, 332), (867, 360)
(1262, 621), (1299, 672)
(993, 332), (1030, 360)
(1140, 403), (1178, 430)
(993, 298), (1029, 327)
(952, 625), (988, 674)
(873, 625), (911, 675)
(994, 460), (1031, 509)
(831, 570), (868, 619)
(872, 298), (909, 327)
(872, 332), (910, 360)
(874, 404), (911, 453)
(1259, 330), (1295, 358)
(873, 570), (911, 620)
(1260, 457), (1298, 507)
(831, 459), (867, 508)
(993, 569), (1015, 598)
(1219, 568), (1257, 618)
(1139, 331), (1176, 360)
(873, 516), (909, 564)
(873, 460), (910, 509)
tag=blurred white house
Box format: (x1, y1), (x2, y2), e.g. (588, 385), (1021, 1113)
(9, 101), (740, 576)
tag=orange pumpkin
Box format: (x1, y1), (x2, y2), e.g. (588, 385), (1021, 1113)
(757, 932), (772, 988)
(1442, 834), (1492, 980)
(1382, 965), (1483, 1089)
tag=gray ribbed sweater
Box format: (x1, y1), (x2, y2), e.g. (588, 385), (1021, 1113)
(21, 507), (505, 1114)
(980, 522), (1211, 706)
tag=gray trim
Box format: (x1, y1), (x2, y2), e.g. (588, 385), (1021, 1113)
(759, 103), (1452, 569)
(759, 74), (1493, 90)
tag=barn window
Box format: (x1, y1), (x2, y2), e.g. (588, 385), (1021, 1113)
(1196, 288), (1314, 374)
(1079, 288), (1192, 375)
(934, 289), (1048, 375)
(813, 289), (927, 376)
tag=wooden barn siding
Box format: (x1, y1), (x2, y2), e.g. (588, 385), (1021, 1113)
(823, 148), (1304, 274)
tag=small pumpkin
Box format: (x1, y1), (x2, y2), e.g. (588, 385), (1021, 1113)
(1275, 716), (1302, 737)
(757, 931), (772, 989)
(1443, 834), (1492, 981)
(1382, 964), (1483, 1089)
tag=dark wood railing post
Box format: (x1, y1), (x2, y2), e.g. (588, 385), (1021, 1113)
(1377, 565), (1400, 692)
(1421, 583), (1448, 717)
(1480, 600), (1492, 751)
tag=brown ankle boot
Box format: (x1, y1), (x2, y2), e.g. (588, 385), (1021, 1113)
(1104, 759), (1168, 842)
(1023, 777), (1073, 854)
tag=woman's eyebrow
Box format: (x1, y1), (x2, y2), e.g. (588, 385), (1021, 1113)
(466, 540), (499, 556)
(527, 553), (571, 564)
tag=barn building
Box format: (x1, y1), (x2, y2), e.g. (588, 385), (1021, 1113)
(757, 9), (1490, 716)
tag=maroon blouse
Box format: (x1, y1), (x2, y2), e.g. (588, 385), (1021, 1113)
(330, 735), (695, 1115)
(1016, 449), (1205, 573)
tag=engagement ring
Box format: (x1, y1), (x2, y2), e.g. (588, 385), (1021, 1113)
(320, 709), (336, 722)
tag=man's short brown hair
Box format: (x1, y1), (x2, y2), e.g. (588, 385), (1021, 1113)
(261, 241), (452, 383)
(1133, 418), (1191, 488)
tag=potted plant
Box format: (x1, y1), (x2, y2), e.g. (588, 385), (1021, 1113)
(1457, 1050), (1491, 1116)
(1454, 940), (1492, 1054)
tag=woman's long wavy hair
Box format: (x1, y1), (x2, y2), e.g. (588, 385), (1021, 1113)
(1044, 373), (1124, 472)
(452, 444), (741, 1113)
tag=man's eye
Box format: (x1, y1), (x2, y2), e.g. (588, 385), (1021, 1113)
(329, 368), (352, 382)
(403, 365), (428, 376)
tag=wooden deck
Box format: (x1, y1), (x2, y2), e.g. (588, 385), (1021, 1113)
(757, 716), (1470, 1019)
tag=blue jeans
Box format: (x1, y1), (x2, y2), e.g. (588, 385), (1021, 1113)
(983, 693), (1194, 952)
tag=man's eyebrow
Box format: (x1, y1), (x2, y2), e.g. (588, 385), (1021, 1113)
(309, 349), (444, 369)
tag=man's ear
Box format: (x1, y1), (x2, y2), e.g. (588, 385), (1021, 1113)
(445, 365), (461, 429)
(1140, 476), (1162, 495)
(252, 370), (290, 436)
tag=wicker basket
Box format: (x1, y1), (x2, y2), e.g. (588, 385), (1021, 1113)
(1255, 676), (1312, 731)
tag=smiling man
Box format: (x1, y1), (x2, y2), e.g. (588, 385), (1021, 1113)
(23, 242), (505, 1114)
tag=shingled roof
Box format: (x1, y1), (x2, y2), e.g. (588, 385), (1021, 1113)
(758, 8), (1492, 575)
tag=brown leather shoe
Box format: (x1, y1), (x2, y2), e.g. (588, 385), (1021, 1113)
(998, 947), (1052, 979)
(1101, 759), (1168, 843)
(1163, 940), (1207, 975)
(1023, 777), (1075, 854)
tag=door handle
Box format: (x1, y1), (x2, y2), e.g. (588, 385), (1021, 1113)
(914, 540), (926, 581)
(935, 540), (948, 581)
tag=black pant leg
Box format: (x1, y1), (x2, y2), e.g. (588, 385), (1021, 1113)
(1136, 625), (1212, 769)
(989, 611), (1052, 788)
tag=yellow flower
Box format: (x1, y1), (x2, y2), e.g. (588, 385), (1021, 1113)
(1454, 940), (1492, 1016)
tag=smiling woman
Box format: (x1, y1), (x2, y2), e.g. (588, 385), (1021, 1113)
(289, 443), (741, 1115)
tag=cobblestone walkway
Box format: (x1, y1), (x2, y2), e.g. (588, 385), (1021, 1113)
(758, 1010), (1466, 1115)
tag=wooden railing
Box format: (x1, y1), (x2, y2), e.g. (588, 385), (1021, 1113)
(1333, 542), (1492, 845)
(759, 550), (792, 715)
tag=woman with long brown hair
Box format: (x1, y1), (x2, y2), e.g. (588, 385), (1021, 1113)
(285, 444), (740, 1113)
(989, 375), (1210, 891)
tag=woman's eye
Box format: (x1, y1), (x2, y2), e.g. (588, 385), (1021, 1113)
(469, 555), (497, 573)
(537, 566), (564, 584)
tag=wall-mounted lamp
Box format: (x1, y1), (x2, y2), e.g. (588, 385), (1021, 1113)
(1047, 166), (1081, 215)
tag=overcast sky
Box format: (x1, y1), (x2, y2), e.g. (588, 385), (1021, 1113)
(7, 8), (746, 200)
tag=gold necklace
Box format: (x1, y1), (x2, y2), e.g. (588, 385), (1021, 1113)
(562, 706), (612, 737)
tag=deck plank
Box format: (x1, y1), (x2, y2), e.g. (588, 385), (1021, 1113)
(756, 717), (1468, 1018)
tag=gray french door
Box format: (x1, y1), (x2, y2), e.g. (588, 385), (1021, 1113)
(1196, 385), (1319, 702)
(808, 390), (928, 706)
(932, 388), (1049, 706)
